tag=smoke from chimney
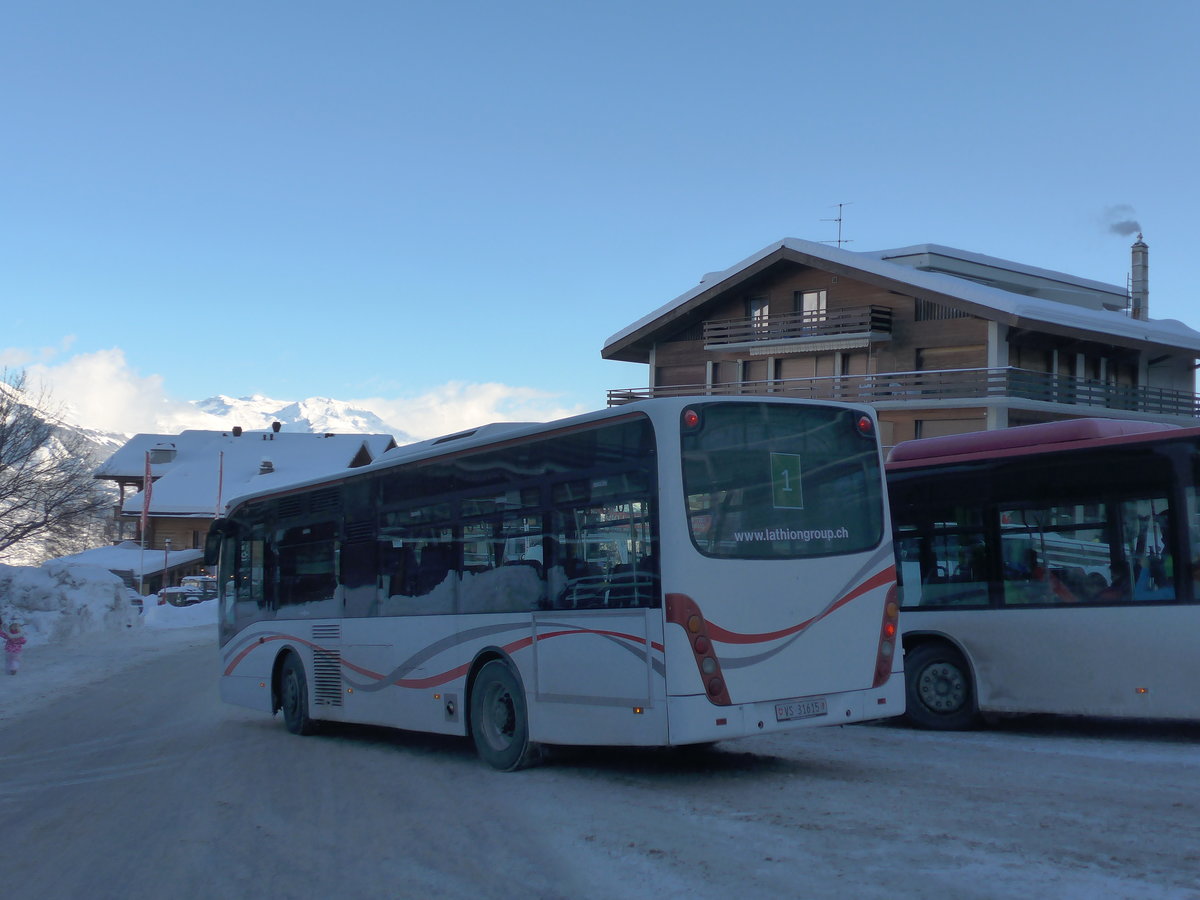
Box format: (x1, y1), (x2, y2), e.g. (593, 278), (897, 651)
(1104, 204), (1141, 236)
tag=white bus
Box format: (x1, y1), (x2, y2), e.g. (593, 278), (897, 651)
(888, 417), (1200, 729)
(208, 397), (901, 769)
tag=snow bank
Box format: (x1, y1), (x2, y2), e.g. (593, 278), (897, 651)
(0, 562), (218, 646)
(0, 562), (139, 645)
(142, 596), (218, 629)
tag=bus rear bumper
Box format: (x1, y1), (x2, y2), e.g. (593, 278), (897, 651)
(667, 675), (905, 745)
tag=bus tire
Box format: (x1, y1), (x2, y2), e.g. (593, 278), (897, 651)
(280, 653), (318, 736)
(470, 660), (541, 771)
(904, 642), (978, 730)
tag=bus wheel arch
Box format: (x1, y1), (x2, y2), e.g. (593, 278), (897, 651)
(274, 649), (319, 736)
(903, 636), (979, 730)
(466, 653), (542, 771)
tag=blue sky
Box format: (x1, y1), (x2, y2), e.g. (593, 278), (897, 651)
(3, 1), (1197, 437)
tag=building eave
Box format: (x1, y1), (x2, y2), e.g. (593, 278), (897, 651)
(602, 237), (1200, 363)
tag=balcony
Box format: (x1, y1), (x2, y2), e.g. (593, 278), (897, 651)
(608, 367), (1200, 420)
(702, 305), (893, 352)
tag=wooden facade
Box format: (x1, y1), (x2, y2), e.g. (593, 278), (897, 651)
(604, 240), (1200, 448)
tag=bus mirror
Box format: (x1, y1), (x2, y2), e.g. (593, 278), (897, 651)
(204, 519), (234, 566)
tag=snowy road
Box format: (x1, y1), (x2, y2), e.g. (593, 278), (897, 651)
(1, 627), (1198, 900)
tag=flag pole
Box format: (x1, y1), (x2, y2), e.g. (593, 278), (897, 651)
(138, 450), (153, 597)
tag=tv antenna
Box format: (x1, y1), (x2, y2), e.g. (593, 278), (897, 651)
(820, 202), (852, 247)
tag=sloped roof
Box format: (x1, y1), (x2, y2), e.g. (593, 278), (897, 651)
(97, 429), (396, 518)
(602, 237), (1200, 363)
(55, 541), (205, 577)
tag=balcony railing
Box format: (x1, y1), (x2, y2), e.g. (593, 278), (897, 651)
(702, 305), (893, 347)
(608, 367), (1200, 419)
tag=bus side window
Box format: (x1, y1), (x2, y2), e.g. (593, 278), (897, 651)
(1120, 498), (1175, 603)
(459, 513), (546, 614)
(549, 497), (658, 610)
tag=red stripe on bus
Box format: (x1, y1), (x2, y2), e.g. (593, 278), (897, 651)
(702, 566), (896, 645)
(223, 626), (665, 686)
(221, 634), (297, 676)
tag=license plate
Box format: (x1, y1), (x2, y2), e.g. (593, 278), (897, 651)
(774, 697), (828, 722)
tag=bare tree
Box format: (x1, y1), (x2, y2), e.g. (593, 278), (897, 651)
(0, 369), (112, 561)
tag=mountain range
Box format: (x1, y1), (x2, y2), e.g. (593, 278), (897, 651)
(61, 394), (415, 461)
(189, 394), (414, 443)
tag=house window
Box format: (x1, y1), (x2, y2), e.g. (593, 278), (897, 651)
(795, 290), (827, 323)
(747, 296), (769, 331)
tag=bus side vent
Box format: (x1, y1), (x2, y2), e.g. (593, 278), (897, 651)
(312, 649), (343, 707)
(312, 623), (340, 641)
(277, 495), (304, 520)
(311, 487), (342, 514)
(344, 521), (375, 543)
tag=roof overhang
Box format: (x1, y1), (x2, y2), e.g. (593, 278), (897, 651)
(602, 238), (1200, 364)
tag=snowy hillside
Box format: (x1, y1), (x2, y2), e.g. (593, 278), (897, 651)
(1, 387), (417, 565)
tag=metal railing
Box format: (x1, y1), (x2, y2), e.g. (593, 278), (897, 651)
(607, 367), (1200, 418)
(702, 305), (893, 346)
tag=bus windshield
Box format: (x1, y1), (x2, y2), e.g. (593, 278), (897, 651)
(681, 402), (884, 559)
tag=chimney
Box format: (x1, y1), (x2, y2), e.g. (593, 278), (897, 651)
(232, 426), (243, 437)
(1131, 235), (1149, 321)
(259, 458), (275, 475)
(272, 421), (282, 433)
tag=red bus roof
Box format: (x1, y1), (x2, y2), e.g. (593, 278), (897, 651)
(887, 418), (1186, 469)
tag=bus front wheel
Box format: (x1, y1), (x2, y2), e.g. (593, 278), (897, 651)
(279, 653), (318, 736)
(904, 642), (978, 730)
(469, 660), (541, 771)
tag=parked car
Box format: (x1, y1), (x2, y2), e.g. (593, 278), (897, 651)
(160, 575), (219, 607)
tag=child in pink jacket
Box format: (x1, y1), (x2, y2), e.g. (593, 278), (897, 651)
(3, 620), (26, 675)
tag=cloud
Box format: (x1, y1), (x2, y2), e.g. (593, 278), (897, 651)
(355, 382), (588, 443)
(21, 347), (211, 434)
(5, 344), (588, 441)
(0, 336), (77, 370)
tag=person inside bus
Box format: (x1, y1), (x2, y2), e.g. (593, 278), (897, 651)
(1023, 549), (1078, 604)
(1131, 551), (1175, 602)
(1096, 563), (1132, 603)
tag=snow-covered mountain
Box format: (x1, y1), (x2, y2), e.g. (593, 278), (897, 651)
(191, 394), (412, 441)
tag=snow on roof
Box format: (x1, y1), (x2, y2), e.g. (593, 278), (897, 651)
(603, 237), (1200, 358)
(55, 541), (205, 577)
(865, 242), (1129, 301)
(105, 430), (395, 518)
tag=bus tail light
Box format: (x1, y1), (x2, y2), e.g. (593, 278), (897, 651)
(873, 585), (900, 688)
(666, 593), (732, 706)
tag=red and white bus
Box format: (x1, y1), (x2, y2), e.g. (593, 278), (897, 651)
(208, 397), (901, 769)
(888, 417), (1200, 729)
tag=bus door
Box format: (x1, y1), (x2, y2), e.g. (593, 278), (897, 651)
(534, 486), (661, 708)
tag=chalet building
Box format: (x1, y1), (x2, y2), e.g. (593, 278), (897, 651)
(603, 237), (1200, 447)
(94, 425), (396, 590)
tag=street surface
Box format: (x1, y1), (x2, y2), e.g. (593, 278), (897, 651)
(0, 629), (1197, 899)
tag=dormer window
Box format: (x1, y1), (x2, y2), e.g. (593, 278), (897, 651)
(148, 443), (177, 464)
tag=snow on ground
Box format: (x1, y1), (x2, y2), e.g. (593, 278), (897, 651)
(0, 560), (216, 721)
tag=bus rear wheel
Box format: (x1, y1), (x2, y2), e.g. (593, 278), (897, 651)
(904, 642), (978, 730)
(279, 653), (318, 736)
(470, 660), (541, 771)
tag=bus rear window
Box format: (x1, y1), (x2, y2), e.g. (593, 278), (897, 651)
(681, 402), (884, 559)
